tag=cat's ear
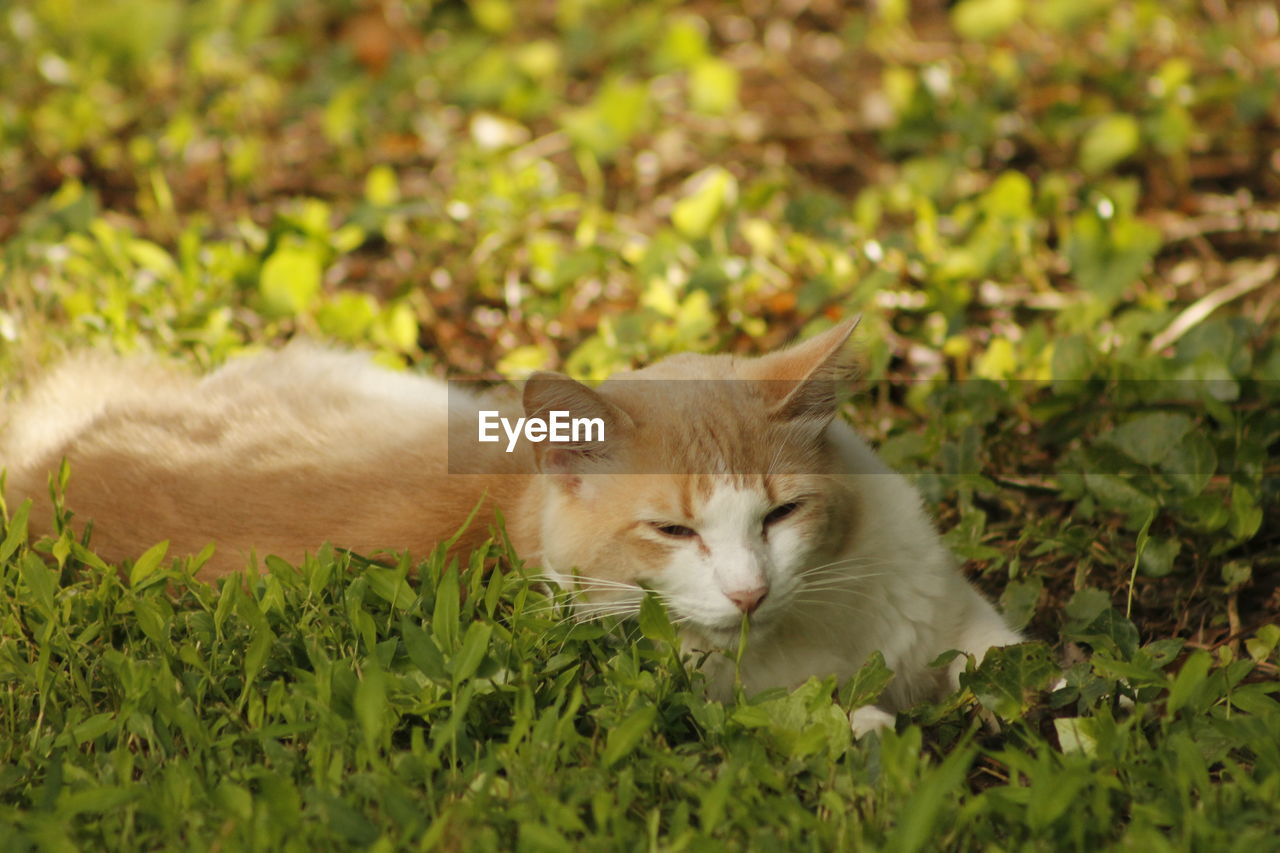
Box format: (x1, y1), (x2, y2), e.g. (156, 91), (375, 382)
(752, 316), (860, 424)
(522, 372), (633, 477)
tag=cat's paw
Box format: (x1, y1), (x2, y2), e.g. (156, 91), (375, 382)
(1051, 674), (1135, 710)
(849, 705), (896, 739)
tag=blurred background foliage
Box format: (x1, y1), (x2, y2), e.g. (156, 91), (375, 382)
(1, 0), (1278, 847)
(2, 0), (1275, 632)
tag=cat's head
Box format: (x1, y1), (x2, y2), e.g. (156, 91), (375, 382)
(523, 318), (862, 647)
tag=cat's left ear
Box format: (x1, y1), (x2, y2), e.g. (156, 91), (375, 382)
(751, 316), (860, 424)
(522, 372), (634, 478)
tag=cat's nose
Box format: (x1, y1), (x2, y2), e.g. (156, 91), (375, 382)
(728, 586), (768, 615)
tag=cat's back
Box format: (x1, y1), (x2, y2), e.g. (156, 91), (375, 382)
(2, 349), (185, 478)
(4, 344), (449, 472)
(0, 345), (492, 576)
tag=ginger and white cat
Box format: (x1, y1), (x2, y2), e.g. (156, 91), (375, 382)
(1, 320), (1020, 730)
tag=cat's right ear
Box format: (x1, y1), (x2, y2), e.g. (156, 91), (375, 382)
(752, 316), (860, 426)
(522, 372), (633, 481)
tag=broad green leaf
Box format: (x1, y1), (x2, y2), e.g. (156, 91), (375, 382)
(216, 781), (253, 820)
(952, 0), (1024, 40)
(363, 165), (399, 207)
(689, 58), (739, 115)
(602, 704), (657, 768)
(134, 598), (170, 648)
(1050, 335), (1095, 382)
(72, 713), (117, 744)
(1162, 431), (1216, 495)
(519, 824), (572, 852)
(672, 166), (737, 240)
(1083, 473), (1158, 517)
(1080, 114), (1141, 175)
(355, 664), (387, 749)
(365, 567), (414, 610)
(324, 85), (362, 144)
(373, 301), (418, 353)
(841, 650), (895, 708)
(1065, 587), (1112, 625)
(1229, 685), (1280, 716)
(214, 573), (238, 637)
(514, 41), (559, 79)
(637, 592), (677, 645)
(1101, 412), (1193, 466)
(130, 539), (169, 587)
(1091, 654), (1166, 687)
(562, 79), (650, 159)
(980, 171), (1033, 219)
(1028, 766), (1093, 829)
(60, 785), (138, 816)
(999, 576), (1042, 631)
(1167, 650), (1211, 714)
(0, 499), (30, 563)
(433, 568), (461, 651)
(960, 642), (1058, 719)
(242, 625), (275, 693)
(1227, 483), (1262, 540)
(317, 291), (378, 341)
(450, 621), (493, 686)
(70, 541), (111, 572)
(1067, 210), (1162, 305)
(1054, 717), (1098, 756)
(1068, 606), (1141, 660)
(402, 618), (447, 681)
(884, 743), (976, 853)
(470, 0), (513, 33)
(20, 551), (56, 617)
(51, 530), (72, 569)
(312, 790), (378, 845)
(1030, 0), (1111, 29)
(1174, 493), (1230, 532)
(1138, 536), (1181, 578)
(259, 243), (322, 316)
(1245, 624), (1280, 663)
(653, 16), (708, 72)
(974, 337), (1017, 380)
(496, 344), (552, 379)
(127, 238), (177, 276)
(699, 766), (733, 833)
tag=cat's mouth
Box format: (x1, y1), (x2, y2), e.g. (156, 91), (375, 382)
(680, 610), (780, 650)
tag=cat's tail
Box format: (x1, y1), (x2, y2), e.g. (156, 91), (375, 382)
(0, 350), (185, 491)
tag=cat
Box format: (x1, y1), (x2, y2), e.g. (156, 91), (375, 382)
(1, 319), (1022, 733)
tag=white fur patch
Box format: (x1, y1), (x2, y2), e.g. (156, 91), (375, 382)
(849, 705), (897, 738)
(655, 485), (780, 635)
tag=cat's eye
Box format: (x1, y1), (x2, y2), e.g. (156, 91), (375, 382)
(652, 522), (698, 539)
(764, 501), (802, 526)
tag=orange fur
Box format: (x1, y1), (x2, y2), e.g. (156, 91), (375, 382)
(2, 344), (530, 577)
(2, 323), (1022, 724)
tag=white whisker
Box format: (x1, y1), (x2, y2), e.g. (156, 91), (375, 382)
(789, 598), (874, 620)
(520, 574), (644, 591)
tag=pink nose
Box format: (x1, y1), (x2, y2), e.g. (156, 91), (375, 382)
(728, 587), (768, 615)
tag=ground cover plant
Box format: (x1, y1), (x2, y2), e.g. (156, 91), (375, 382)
(1, 0), (1278, 848)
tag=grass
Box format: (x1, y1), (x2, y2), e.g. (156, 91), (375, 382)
(1, 0), (1278, 848)
(1, 518), (1277, 849)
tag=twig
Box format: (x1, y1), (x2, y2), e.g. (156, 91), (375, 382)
(987, 474), (1059, 494)
(1148, 257), (1279, 354)
(1226, 592), (1241, 658)
(510, 131), (570, 166)
(1158, 208), (1280, 243)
